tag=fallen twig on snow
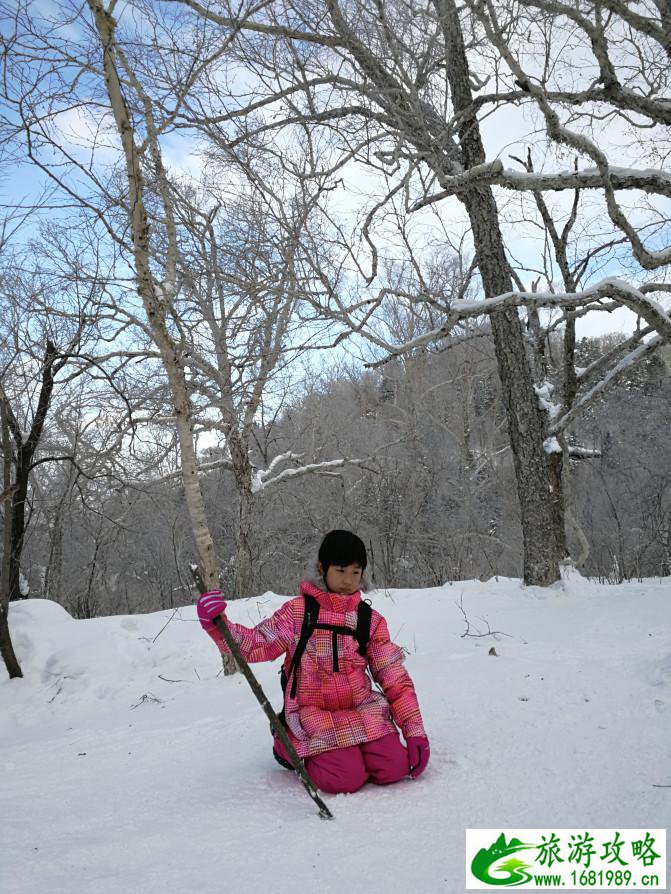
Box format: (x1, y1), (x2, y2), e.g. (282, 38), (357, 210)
(456, 593), (513, 640)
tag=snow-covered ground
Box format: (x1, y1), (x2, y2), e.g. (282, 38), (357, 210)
(2, 574), (669, 893)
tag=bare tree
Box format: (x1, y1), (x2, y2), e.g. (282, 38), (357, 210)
(0, 267), (94, 677)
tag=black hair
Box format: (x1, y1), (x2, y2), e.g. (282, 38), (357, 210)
(318, 529), (368, 573)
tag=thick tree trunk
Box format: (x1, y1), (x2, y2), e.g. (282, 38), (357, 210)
(462, 198), (562, 585)
(553, 316), (589, 566)
(528, 302), (566, 560)
(440, 0), (562, 584)
(547, 451), (568, 560)
(6, 340), (58, 607)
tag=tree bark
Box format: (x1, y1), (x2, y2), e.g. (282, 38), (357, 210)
(438, 0), (562, 583)
(0, 396), (22, 678)
(227, 433), (256, 599)
(235, 484), (256, 599)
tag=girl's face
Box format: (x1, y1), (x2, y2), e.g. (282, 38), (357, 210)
(320, 562), (363, 595)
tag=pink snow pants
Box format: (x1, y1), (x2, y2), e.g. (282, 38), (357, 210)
(273, 732), (409, 794)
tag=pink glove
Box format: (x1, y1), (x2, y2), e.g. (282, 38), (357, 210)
(197, 590), (227, 631)
(406, 736), (430, 779)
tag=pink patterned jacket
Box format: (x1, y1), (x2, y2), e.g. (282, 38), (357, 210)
(205, 579), (427, 758)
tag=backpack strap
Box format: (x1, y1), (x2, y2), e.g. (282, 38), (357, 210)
(286, 594), (320, 699)
(354, 598), (373, 655)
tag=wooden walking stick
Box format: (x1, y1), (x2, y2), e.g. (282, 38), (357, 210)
(191, 565), (333, 821)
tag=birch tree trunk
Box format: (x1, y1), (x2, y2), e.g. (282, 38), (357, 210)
(87, 0), (236, 670)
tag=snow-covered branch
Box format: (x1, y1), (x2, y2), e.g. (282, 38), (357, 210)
(366, 277), (671, 367)
(550, 335), (665, 436)
(576, 327), (655, 390)
(567, 446), (602, 460)
(250, 451), (304, 493)
(251, 440), (404, 493)
(253, 457), (353, 492)
(124, 456), (235, 486)
(411, 165), (671, 211)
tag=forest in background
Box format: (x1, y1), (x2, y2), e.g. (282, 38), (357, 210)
(8, 328), (668, 619)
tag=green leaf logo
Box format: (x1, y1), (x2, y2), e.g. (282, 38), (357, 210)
(471, 833), (539, 886)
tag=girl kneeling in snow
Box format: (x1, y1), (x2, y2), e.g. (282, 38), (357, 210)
(197, 529), (430, 795)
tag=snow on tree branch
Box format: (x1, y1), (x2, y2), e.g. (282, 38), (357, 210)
(550, 335), (665, 436)
(411, 165), (671, 211)
(366, 277), (671, 367)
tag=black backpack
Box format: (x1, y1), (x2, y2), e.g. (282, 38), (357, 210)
(272, 593), (373, 768)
